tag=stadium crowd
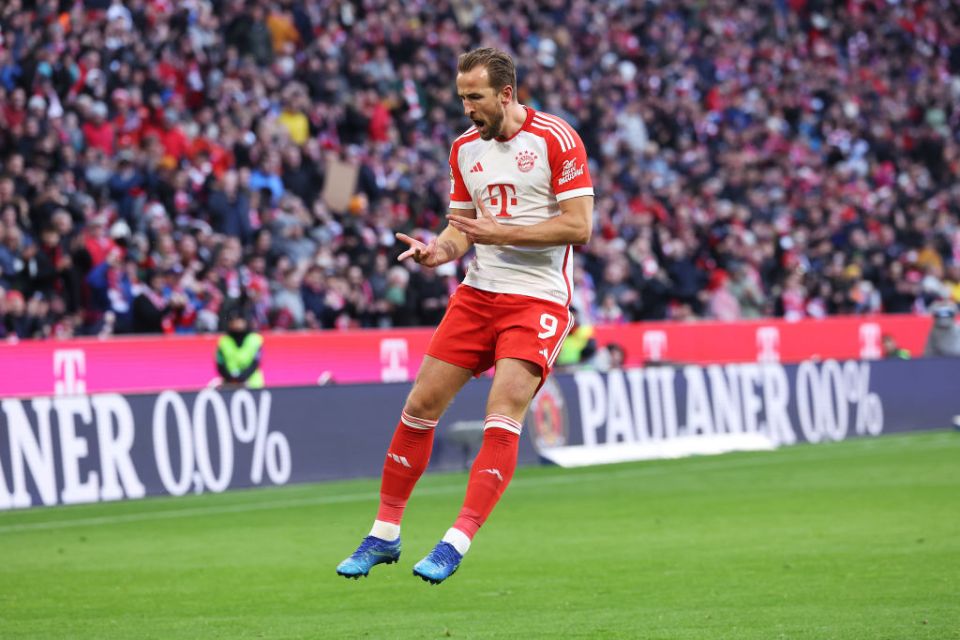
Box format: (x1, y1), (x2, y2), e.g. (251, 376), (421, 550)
(0, 0), (959, 339)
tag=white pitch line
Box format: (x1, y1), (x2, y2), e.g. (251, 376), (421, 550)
(1, 463), (678, 534)
(0, 432), (953, 534)
(0, 490), (385, 534)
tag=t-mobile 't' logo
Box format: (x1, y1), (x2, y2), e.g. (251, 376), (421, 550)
(642, 331), (667, 362)
(380, 338), (409, 382)
(756, 327), (780, 363)
(859, 323), (881, 360)
(53, 349), (86, 395)
(487, 184), (517, 217)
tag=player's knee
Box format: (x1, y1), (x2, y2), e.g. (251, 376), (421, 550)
(487, 390), (535, 419)
(402, 394), (444, 422)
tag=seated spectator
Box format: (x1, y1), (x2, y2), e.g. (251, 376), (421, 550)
(2, 289), (45, 339)
(82, 215), (118, 268)
(727, 262), (765, 319)
(81, 102), (114, 156)
(882, 334), (911, 360)
(301, 265), (331, 329)
(382, 265), (417, 327)
(85, 248), (136, 334)
(706, 270), (741, 322)
(132, 269), (175, 334)
(408, 265), (448, 327)
(0, 223), (19, 288)
(271, 267), (305, 329)
(596, 293), (626, 324)
(208, 170), (253, 243)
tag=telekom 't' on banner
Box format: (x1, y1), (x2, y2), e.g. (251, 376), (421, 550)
(0, 314), (932, 398)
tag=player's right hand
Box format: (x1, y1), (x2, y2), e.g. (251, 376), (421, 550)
(396, 232), (444, 266)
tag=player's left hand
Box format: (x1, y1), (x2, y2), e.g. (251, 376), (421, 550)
(447, 200), (509, 245)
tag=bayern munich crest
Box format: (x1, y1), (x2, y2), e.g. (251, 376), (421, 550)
(527, 377), (568, 451)
(515, 150), (538, 173)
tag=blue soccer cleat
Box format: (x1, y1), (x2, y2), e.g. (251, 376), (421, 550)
(412, 541), (463, 585)
(336, 536), (401, 579)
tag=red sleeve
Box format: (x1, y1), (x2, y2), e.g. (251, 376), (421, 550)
(448, 142), (473, 209)
(537, 113), (593, 201)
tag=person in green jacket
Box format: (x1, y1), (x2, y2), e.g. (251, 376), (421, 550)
(216, 308), (265, 388)
(555, 322), (596, 368)
(882, 333), (911, 360)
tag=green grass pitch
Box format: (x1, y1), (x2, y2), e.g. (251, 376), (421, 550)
(1, 431), (958, 639)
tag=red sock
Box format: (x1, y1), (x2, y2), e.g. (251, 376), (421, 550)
(376, 411), (438, 524)
(452, 415), (522, 539)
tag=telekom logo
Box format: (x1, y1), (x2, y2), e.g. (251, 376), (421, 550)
(487, 184), (517, 217)
(756, 327), (780, 363)
(54, 349), (86, 395)
(380, 338), (409, 383)
(859, 323), (881, 360)
(642, 331), (667, 362)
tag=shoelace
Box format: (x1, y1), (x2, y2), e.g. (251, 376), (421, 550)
(354, 536), (383, 555)
(354, 535), (397, 556)
(427, 542), (460, 566)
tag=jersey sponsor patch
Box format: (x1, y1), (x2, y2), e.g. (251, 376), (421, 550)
(558, 158), (585, 185)
(515, 150), (537, 173)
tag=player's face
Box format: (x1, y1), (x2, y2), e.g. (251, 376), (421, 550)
(457, 66), (507, 141)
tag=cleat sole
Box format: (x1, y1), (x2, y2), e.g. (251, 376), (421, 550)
(413, 569), (453, 585)
(336, 571), (369, 579)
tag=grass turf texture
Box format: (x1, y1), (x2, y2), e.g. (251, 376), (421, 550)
(1, 431), (958, 639)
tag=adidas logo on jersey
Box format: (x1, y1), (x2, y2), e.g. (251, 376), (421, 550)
(469, 162), (484, 173)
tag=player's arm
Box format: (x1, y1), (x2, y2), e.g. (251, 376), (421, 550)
(398, 143), (477, 266)
(234, 347), (263, 383)
(216, 346), (238, 382)
(395, 211), (474, 267)
(447, 195), (593, 247)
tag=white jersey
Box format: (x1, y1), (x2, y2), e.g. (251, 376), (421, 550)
(448, 106), (594, 306)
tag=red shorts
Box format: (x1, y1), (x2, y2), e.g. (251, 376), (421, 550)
(426, 285), (574, 387)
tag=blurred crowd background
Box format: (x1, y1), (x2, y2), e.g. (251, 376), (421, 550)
(1, 0), (959, 339)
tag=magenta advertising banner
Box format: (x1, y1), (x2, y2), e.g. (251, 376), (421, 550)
(0, 314), (932, 398)
(0, 327), (436, 397)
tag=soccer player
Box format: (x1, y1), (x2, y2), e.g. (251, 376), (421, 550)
(336, 47), (594, 584)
